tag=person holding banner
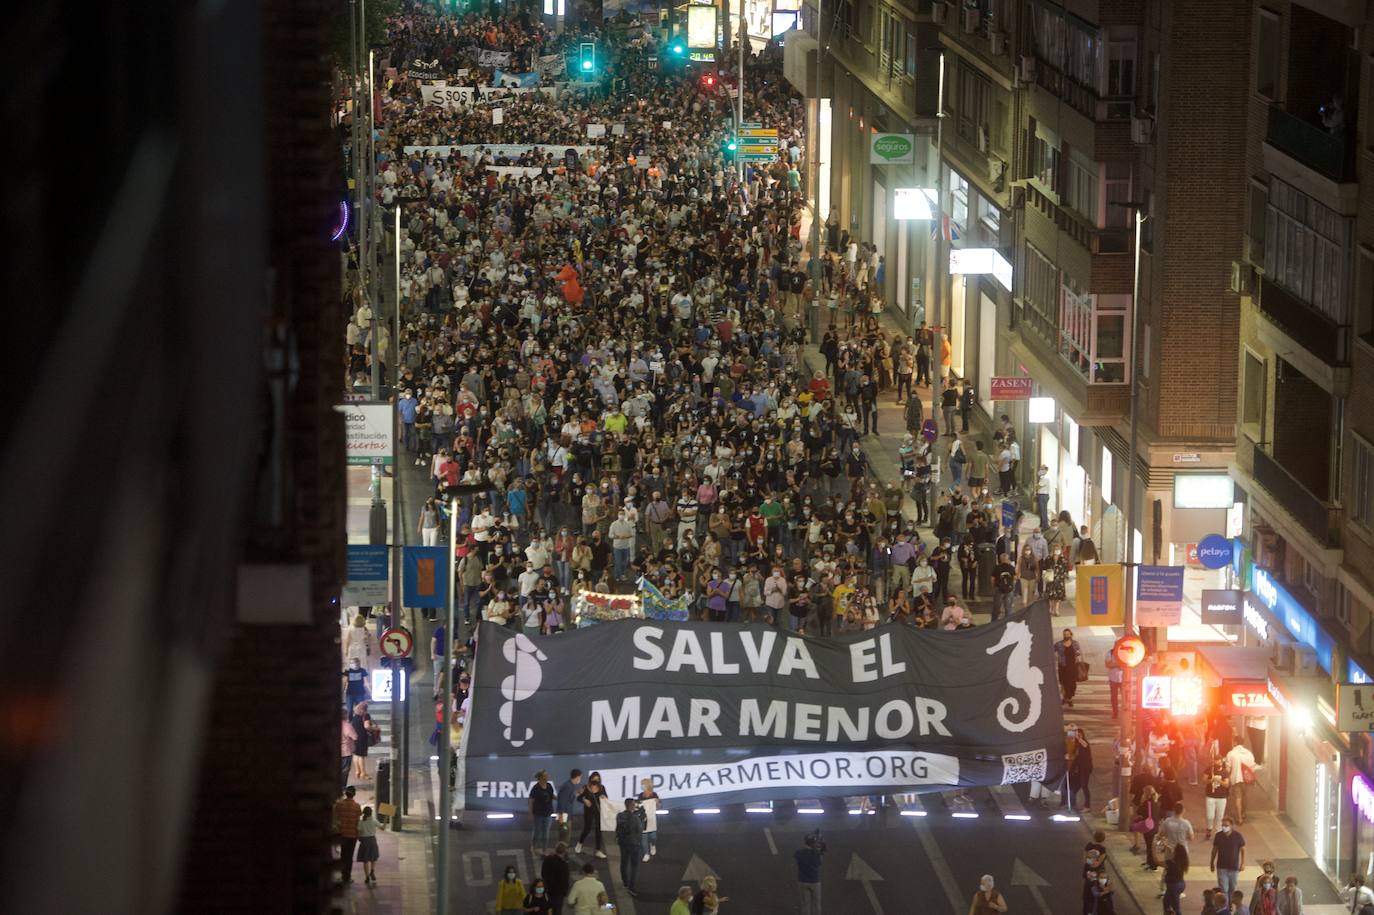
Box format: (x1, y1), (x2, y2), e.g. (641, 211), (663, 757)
(574, 772), (607, 859)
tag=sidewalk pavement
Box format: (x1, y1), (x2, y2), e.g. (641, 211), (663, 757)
(798, 308), (1352, 913)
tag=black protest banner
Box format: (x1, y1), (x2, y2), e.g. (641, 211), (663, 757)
(459, 602), (1065, 810)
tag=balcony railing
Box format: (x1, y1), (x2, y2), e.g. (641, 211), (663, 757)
(1257, 276), (1349, 364)
(1252, 445), (1342, 547)
(1266, 105), (1356, 183)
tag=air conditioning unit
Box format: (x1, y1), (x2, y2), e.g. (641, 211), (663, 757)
(1296, 647), (1320, 677)
(990, 32), (1007, 55)
(1010, 185), (1026, 209)
(931, 1), (948, 25)
(1272, 643), (1295, 673)
(977, 125), (989, 153)
(988, 156), (1003, 183)
(1230, 261), (1255, 295)
(1015, 56), (1036, 85)
(963, 7), (980, 32)
(1131, 116), (1153, 144)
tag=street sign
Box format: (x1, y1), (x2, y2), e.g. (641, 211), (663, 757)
(989, 376), (1033, 400)
(1141, 675), (1171, 710)
(1339, 682), (1374, 731)
(1200, 589), (1243, 625)
(380, 626), (415, 660)
(1195, 533), (1234, 569)
(343, 545), (389, 606)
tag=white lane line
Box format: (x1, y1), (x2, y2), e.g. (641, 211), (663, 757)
(764, 827), (778, 855)
(910, 820), (966, 913)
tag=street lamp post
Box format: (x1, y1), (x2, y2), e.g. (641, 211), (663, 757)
(1115, 202), (1147, 830)
(436, 494), (458, 913)
(931, 52), (947, 444)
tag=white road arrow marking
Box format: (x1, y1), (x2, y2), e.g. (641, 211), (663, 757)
(681, 854), (718, 883)
(846, 853), (885, 915)
(1010, 857), (1052, 915)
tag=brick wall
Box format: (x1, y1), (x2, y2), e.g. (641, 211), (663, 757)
(1154, 0), (1248, 442)
(175, 0), (345, 910)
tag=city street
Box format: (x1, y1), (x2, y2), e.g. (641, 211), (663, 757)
(446, 798), (1101, 915)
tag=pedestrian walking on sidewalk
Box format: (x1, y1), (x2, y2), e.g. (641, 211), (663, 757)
(992, 553), (1016, 621)
(419, 497), (441, 546)
(636, 778), (661, 861)
(1209, 817), (1246, 901)
(1275, 875), (1303, 915)
(356, 806), (380, 885)
(1204, 759), (1231, 838)
(1162, 843), (1188, 915)
(1250, 861), (1278, 914)
(1055, 629), (1084, 707)
(523, 878), (553, 914)
(941, 386), (958, 437)
(333, 786), (362, 884)
(340, 712), (358, 793)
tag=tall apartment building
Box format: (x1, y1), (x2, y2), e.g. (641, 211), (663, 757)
(796, 0), (1248, 559)
(1224, 0), (1374, 882)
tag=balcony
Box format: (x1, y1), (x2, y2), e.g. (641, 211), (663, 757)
(1265, 106), (1356, 184)
(1252, 446), (1342, 547)
(1257, 276), (1349, 365)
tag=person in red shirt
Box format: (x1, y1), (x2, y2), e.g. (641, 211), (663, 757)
(746, 508), (767, 550)
(809, 372), (831, 400)
(439, 453), (461, 489)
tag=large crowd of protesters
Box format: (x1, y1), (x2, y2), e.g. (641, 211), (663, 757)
(335, 2), (1092, 654)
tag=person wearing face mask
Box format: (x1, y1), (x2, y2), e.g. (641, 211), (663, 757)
(1250, 861), (1278, 915)
(575, 771), (608, 858)
(1209, 817), (1246, 902)
(968, 874), (1008, 913)
(1088, 873), (1117, 915)
(495, 864), (526, 915)
(522, 877), (553, 914)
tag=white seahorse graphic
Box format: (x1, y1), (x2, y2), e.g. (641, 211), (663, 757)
(500, 634), (548, 748)
(985, 621), (1044, 733)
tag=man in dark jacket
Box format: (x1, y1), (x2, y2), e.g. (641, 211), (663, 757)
(541, 843), (572, 913)
(615, 798), (646, 896)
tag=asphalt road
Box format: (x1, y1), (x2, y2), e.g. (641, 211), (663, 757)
(444, 791), (1147, 915)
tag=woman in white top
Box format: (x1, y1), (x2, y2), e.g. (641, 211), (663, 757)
(356, 806), (380, 884)
(342, 615), (376, 673)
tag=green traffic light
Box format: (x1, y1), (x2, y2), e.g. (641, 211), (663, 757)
(727, 141), (737, 151)
(671, 43), (685, 55)
(581, 59), (593, 71)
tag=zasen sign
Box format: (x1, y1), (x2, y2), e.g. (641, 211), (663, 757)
(459, 603), (1067, 810)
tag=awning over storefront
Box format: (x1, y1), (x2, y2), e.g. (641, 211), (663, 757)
(1192, 645), (1281, 715)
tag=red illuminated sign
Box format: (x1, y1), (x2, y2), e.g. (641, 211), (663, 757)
(1228, 689), (1274, 710)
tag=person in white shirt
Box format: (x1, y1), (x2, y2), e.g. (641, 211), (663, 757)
(1224, 739), (1257, 825)
(517, 562), (542, 600)
(565, 864), (607, 915)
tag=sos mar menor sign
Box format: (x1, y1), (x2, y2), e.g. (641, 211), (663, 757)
(459, 603), (1066, 810)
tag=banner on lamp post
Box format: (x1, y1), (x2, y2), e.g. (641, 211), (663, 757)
(1136, 565), (1185, 627)
(1076, 563), (1124, 627)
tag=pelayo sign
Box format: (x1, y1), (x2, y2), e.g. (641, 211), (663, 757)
(460, 603), (1065, 810)
(870, 132), (915, 165)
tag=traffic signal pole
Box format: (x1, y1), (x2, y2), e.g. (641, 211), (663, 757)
(736, 0), (745, 181)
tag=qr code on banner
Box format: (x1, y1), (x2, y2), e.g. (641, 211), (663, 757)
(1001, 749), (1048, 785)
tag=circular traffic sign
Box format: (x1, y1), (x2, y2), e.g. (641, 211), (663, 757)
(380, 627), (414, 660)
(1113, 635), (1147, 669)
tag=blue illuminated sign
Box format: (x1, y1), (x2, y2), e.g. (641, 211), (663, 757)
(1251, 564), (1335, 674)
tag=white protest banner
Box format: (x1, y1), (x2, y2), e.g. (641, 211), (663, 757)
(478, 49), (512, 68)
(420, 85), (475, 110)
(537, 53), (566, 79)
(587, 124), (607, 138)
(611, 123), (625, 136)
(492, 107), (505, 125)
(403, 143), (604, 159)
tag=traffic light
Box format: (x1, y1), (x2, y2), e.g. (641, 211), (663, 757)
(702, 72), (716, 88)
(669, 39), (686, 57)
(579, 42), (595, 73)
(1112, 634), (1147, 669)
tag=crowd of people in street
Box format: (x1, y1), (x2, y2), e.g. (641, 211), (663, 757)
(333, 0), (1116, 906)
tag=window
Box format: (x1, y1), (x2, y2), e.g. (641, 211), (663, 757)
(1357, 246), (1374, 342)
(1256, 10), (1279, 100)
(1064, 153), (1099, 223)
(1242, 350), (1266, 432)
(1065, 18), (1105, 92)
(1028, 122), (1061, 194)
(1265, 178), (1356, 324)
(1106, 37), (1137, 99)
(1104, 161), (1132, 228)
(1023, 242), (1058, 343)
(1094, 294), (1129, 382)
(955, 60), (993, 151)
(1355, 434), (1374, 530)
(905, 33), (917, 78)
(1247, 179), (1267, 257)
(1060, 276), (1092, 375)
(1101, 445), (1114, 506)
